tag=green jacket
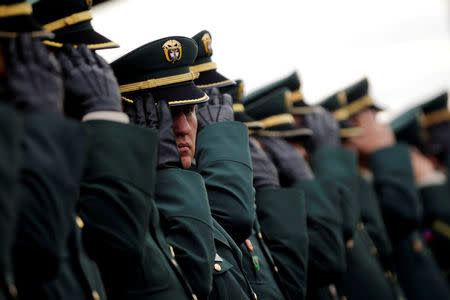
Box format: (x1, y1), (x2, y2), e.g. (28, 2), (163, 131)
(196, 121), (256, 300)
(255, 187), (308, 300)
(14, 114), (105, 300)
(370, 144), (450, 300)
(155, 168), (215, 299)
(78, 121), (193, 300)
(0, 104), (22, 300)
(419, 181), (450, 279)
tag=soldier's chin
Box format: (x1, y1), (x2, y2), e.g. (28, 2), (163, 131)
(181, 156), (192, 170)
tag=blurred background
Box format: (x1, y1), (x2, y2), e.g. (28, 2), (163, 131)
(92, 0), (450, 120)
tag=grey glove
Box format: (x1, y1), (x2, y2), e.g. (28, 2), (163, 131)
(302, 109), (340, 150)
(426, 122), (450, 156)
(5, 34), (63, 113)
(57, 44), (121, 120)
(196, 87), (233, 130)
(259, 136), (314, 186)
(124, 94), (181, 169)
(249, 137), (280, 189)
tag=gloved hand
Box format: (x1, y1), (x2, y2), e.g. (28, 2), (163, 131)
(249, 137), (280, 189)
(259, 136), (314, 186)
(5, 34), (63, 113)
(123, 93), (181, 169)
(302, 109), (340, 150)
(196, 87), (233, 131)
(426, 122), (450, 156)
(57, 44), (121, 120)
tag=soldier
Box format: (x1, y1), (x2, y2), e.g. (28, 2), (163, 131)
(391, 92), (450, 283)
(242, 76), (347, 300)
(339, 77), (450, 300)
(221, 80), (309, 300)
(113, 35), (256, 299)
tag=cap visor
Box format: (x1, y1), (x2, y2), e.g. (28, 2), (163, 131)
(195, 69), (235, 89)
(0, 15), (52, 38)
(152, 81), (209, 106)
(234, 112), (263, 130)
(339, 120), (363, 138)
(257, 123), (312, 138)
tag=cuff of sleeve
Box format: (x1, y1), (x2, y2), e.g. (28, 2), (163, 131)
(82, 111), (129, 123)
(418, 171), (447, 187)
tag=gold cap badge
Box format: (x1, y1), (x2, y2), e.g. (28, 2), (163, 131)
(162, 40), (182, 63)
(337, 91), (347, 106)
(201, 33), (212, 56)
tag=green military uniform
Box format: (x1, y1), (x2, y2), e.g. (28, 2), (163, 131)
(78, 120), (195, 300)
(391, 96), (450, 283)
(339, 78), (450, 300)
(13, 113), (106, 300)
(196, 121), (256, 299)
(225, 81), (308, 299)
(111, 36), (216, 299)
(242, 79), (348, 299)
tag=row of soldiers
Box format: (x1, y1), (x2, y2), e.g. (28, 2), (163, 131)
(1, 0), (450, 299)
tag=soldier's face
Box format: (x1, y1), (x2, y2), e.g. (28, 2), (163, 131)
(172, 104), (197, 169)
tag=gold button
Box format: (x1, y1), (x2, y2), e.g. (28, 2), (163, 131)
(8, 284), (17, 298)
(346, 239), (354, 249)
(76, 216), (84, 229)
(171, 259), (178, 268)
(370, 246), (378, 255)
(214, 263), (222, 271)
(258, 232), (263, 240)
(169, 245), (176, 257)
(274, 266), (279, 273)
(192, 294), (198, 300)
(413, 240), (423, 253)
(357, 222), (364, 231)
(92, 291), (100, 300)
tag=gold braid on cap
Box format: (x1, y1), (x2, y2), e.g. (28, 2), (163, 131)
(0, 3), (32, 18)
(420, 108), (450, 128)
(260, 114), (295, 129)
(119, 72), (199, 93)
(344, 95), (374, 116)
(189, 62), (217, 74)
(43, 10), (92, 32)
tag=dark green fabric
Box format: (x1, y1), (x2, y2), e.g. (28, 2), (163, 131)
(244, 87), (290, 120)
(369, 145), (422, 241)
(394, 231), (450, 300)
(13, 114), (89, 298)
(311, 146), (360, 242)
(155, 168), (215, 299)
(210, 219), (254, 300)
(239, 226), (286, 300)
(255, 187), (308, 300)
(78, 121), (191, 299)
(358, 176), (394, 271)
(336, 229), (396, 300)
(39, 220), (107, 300)
(196, 121), (255, 245)
(420, 182), (450, 279)
(0, 104), (22, 300)
(292, 179), (345, 288)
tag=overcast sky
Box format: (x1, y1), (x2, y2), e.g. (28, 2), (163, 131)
(92, 0), (450, 120)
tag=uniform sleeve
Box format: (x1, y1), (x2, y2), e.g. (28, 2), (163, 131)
(0, 104), (22, 278)
(195, 121), (255, 245)
(256, 187), (308, 300)
(77, 121), (158, 281)
(358, 176), (394, 271)
(369, 144), (422, 241)
(293, 179), (346, 287)
(155, 168), (215, 300)
(15, 114), (87, 283)
(311, 146), (360, 243)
